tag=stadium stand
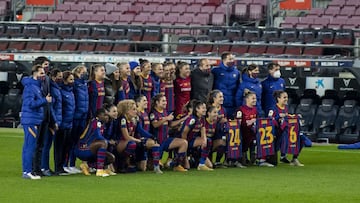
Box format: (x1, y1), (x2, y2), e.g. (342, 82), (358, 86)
(282, 0), (360, 30)
(313, 99), (338, 143)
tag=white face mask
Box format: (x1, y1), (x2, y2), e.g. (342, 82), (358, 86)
(273, 70), (281, 78)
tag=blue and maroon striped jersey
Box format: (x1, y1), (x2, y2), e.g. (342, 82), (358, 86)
(78, 118), (105, 151)
(162, 79), (175, 113)
(88, 80), (105, 118)
(121, 78), (130, 99)
(149, 109), (169, 145)
(281, 115), (301, 155)
(138, 110), (150, 132)
(118, 116), (136, 140)
(227, 119), (242, 159)
(255, 118), (276, 158)
(204, 118), (217, 138)
(179, 115), (203, 141)
(140, 74), (154, 111)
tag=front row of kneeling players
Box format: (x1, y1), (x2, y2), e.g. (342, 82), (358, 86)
(74, 89), (310, 176)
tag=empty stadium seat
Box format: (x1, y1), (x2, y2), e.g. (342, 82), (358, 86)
(266, 38), (285, 55)
(175, 36), (195, 53)
(333, 29), (354, 45)
(317, 29), (334, 44)
(0, 88), (21, 128)
(295, 98), (317, 141)
(313, 99), (338, 143)
(225, 27), (243, 41)
(193, 35), (213, 53)
(91, 25), (109, 39)
(336, 100), (360, 144)
(112, 37), (131, 52)
(212, 37), (231, 54)
(300, 89), (321, 105)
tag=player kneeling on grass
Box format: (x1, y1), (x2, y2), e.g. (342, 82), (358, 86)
(75, 108), (115, 177)
(180, 100), (214, 171)
(270, 91), (304, 166)
(204, 105), (227, 168)
(116, 99), (163, 174)
(150, 94), (189, 172)
(21, 65), (52, 180)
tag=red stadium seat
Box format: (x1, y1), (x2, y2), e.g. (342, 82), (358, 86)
(266, 38), (285, 55)
(212, 38), (231, 54)
(230, 39), (249, 55)
(211, 13), (225, 26)
(95, 41), (113, 52)
(233, 3), (248, 18)
(170, 4), (187, 14)
(77, 42), (96, 52)
(302, 39), (323, 56)
(193, 36), (213, 53)
(127, 27), (143, 41)
(132, 14), (148, 25)
(176, 14), (192, 25)
(142, 27), (162, 41)
(47, 13), (62, 22)
(31, 13), (48, 22)
(56, 3), (71, 12)
(39, 24), (57, 38)
(333, 29), (354, 45)
(103, 14), (120, 24)
(112, 37), (131, 52)
(249, 4), (263, 19)
(73, 25), (91, 39)
(247, 38), (267, 54)
(284, 39), (303, 55)
(185, 3), (201, 14)
(118, 13), (135, 24)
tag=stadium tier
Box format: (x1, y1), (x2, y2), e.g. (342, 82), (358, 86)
(0, 22), (356, 56)
(281, 0), (360, 29)
(31, 0), (268, 25)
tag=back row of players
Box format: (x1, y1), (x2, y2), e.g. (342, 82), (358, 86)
(21, 53), (311, 179)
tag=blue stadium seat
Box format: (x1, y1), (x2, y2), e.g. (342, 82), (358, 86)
(336, 100), (360, 144)
(295, 98), (317, 141)
(313, 99), (338, 143)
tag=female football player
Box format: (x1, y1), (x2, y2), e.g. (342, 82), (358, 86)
(88, 64), (106, 118)
(180, 100), (213, 171)
(116, 99), (162, 174)
(149, 93), (189, 172)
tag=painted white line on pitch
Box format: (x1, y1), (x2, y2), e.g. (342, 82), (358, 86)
(305, 149), (360, 154)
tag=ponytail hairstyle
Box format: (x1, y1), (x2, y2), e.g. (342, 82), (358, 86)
(273, 90), (287, 104)
(192, 100), (205, 118)
(139, 58), (150, 70)
(89, 64), (104, 81)
(206, 105), (217, 118)
(207, 89), (222, 106)
(242, 63), (258, 74)
(150, 93), (166, 112)
(175, 61), (189, 77)
(117, 99), (136, 117)
(116, 62), (129, 78)
(72, 65), (87, 79)
(243, 89), (256, 99)
(95, 107), (107, 118)
(182, 99), (196, 115)
(103, 102), (116, 112)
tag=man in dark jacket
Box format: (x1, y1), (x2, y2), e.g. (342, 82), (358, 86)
(191, 58), (214, 102)
(212, 52), (240, 118)
(21, 64), (52, 179)
(32, 56), (53, 176)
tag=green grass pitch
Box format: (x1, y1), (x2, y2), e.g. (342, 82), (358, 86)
(0, 128), (360, 203)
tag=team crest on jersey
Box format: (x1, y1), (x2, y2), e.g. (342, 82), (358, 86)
(233, 74), (236, 78)
(97, 121), (102, 128)
(268, 110), (274, 117)
(121, 118), (126, 125)
(236, 111), (242, 119)
(149, 113), (155, 120)
(190, 118), (195, 125)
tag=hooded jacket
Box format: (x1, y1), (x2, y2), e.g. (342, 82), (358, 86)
(60, 84), (75, 129)
(50, 80), (62, 127)
(212, 62), (240, 108)
(20, 77), (48, 126)
(261, 75), (285, 114)
(235, 73), (262, 113)
(73, 78), (89, 120)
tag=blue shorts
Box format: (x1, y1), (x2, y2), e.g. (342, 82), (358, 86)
(75, 149), (95, 162)
(161, 137), (174, 152)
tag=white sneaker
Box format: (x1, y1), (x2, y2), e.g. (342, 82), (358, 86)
(89, 167), (96, 173)
(259, 161), (274, 167)
(63, 167), (76, 174)
(23, 172), (41, 180)
(69, 167), (82, 174)
(234, 161), (247, 168)
(290, 159), (304, 167)
(154, 166), (163, 174)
